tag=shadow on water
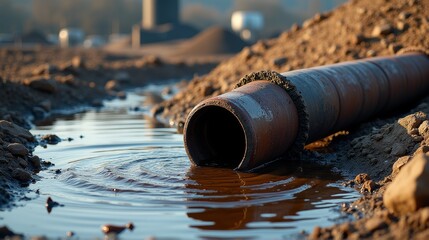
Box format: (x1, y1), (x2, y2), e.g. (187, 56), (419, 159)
(185, 159), (348, 232)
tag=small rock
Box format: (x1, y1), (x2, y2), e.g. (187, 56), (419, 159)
(399, 11), (412, 20)
(350, 34), (365, 45)
(12, 168), (32, 182)
(272, 57), (288, 66)
(30, 155), (41, 169)
(361, 180), (378, 193)
(354, 173), (371, 184)
(105, 80), (120, 91)
(46, 196), (63, 213)
(25, 77), (57, 93)
(398, 112), (427, 132)
(366, 49), (377, 57)
(388, 43), (403, 54)
(328, 45), (339, 54)
(384, 153), (429, 215)
(390, 142), (407, 156)
(101, 222), (134, 235)
(371, 133), (383, 141)
(372, 23), (394, 37)
(392, 156), (412, 176)
(18, 157), (28, 168)
(40, 134), (61, 145)
(396, 21), (408, 31)
(418, 121), (429, 139)
(7, 143), (28, 156)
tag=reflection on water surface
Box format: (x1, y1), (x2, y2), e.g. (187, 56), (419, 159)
(0, 85), (359, 239)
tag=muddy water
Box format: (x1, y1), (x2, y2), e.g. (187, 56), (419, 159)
(0, 85), (359, 239)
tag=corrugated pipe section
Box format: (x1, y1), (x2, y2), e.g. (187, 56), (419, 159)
(183, 52), (429, 171)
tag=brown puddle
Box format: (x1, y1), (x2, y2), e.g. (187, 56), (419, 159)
(185, 160), (349, 232)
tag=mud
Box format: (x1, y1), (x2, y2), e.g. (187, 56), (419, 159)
(0, 47), (218, 211)
(152, 0), (429, 238)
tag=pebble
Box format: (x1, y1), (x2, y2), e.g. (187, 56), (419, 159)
(40, 134), (61, 145)
(12, 168), (32, 182)
(25, 77), (57, 93)
(105, 80), (120, 91)
(101, 222), (134, 235)
(361, 180), (378, 193)
(398, 112), (427, 131)
(7, 143), (28, 157)
(46, 196), (63, 213)
(272, 57), (288, 67)
(399, 11), (412, 20)
(392, 156), (411, 176)
(384, 153), (429, 215)
(396, 21), (408, 31)
(418, 120), (429, 139)
(390, 142), (407, 156)
(388, 43), (403, 54)
(372, 23), (394, 36)
(30, 155), (41, 170)
(350, 34), (365, 45)
(354, 173), (371, 184)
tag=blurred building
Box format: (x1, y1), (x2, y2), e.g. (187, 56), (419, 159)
(142, 0), (179, 29)
(132, 0), (198, 48)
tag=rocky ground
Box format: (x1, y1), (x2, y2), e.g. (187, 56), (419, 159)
(0, 47), (218, 211)
(151, 0), (429, 239)
(1, 0), (429, 238)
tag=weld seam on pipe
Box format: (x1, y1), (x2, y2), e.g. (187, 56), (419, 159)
(236, 70), (309, 158)
(236, 52), (429, 157)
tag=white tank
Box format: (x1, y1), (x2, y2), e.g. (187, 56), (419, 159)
(231, 11), (264, 32)
(59, 28), (84, 48)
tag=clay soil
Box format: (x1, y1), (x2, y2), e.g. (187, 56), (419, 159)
(1, 0), (429, 239)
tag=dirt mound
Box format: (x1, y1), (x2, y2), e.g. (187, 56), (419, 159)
(152, 0), (429, 238)
(175, 26), (249, 56)
(139, 23), (199, 44)
(154, 0), (429, 126)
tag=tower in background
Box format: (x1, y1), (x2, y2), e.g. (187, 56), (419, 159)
(142, 0), (179, 29)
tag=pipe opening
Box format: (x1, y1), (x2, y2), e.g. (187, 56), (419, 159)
(185, 106), (246, 168)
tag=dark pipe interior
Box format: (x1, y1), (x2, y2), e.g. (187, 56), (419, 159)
(186, 106), (246, 168)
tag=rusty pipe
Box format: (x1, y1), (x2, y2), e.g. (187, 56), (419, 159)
(184, 52), (429, 171)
